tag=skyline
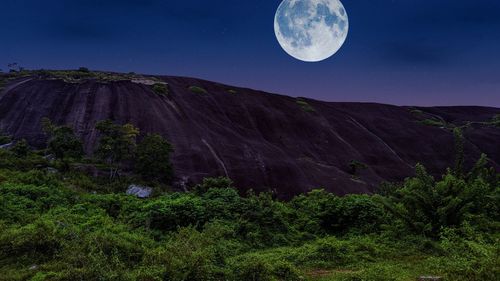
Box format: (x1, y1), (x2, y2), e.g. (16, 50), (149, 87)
(1, 0), (499, 106)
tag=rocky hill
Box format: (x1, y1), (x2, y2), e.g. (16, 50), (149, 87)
(0, 71), (498, 198)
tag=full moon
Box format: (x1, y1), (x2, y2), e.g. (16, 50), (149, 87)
(274, 0), (349, 62)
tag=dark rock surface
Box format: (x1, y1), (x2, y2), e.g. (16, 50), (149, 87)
(0, 74), (498, 198)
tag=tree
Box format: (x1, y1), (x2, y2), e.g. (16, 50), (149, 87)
(453, 127), (465, 178)
(95, 120), (139, 179)
(135, 134), (173, 182)
(7, 63), (19, 72)
(41, 118), (84, 171)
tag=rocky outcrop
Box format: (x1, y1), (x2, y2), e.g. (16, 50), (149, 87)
(0, 74), (498, 198)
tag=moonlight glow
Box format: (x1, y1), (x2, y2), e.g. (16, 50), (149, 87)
(274, 0), (349, 62)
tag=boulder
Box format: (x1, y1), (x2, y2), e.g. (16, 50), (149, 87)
(126, 184), (153, 198)
(0, 142), (13, 149)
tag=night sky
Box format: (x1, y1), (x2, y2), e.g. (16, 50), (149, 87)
(1, 0), (499, 106)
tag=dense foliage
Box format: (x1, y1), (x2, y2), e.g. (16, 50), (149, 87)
(0, 145), (498, 280)
(0, 120), (498, 280)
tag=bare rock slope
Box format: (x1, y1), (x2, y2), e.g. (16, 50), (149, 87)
(0, 73), (498, 198)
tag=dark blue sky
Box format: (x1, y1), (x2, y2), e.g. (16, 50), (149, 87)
(1, 0), (499, 106)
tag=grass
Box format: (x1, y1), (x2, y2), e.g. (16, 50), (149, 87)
(189, 85), (208, 94)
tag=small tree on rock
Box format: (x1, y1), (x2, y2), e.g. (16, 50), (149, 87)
(95, 120), (139, 179)
(41, 118), (84, 171)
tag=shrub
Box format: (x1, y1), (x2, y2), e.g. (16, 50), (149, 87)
(145, 226), (233, 281)
(229, 254), (273, 281)
(138, 194), (206, 232)
(189, 85), (208, 94)
(420, 118), (446, 127)
(152, 83), (168, 96)
(194, 177), (234, 194)
(292, 190), (387, 235)
(0, 133), (11, 145)
(11, 139), (30, 158)
(348, 160), (368, 176)
(296, 99), (315, 113)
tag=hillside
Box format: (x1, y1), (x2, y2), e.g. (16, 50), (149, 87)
(0, 71), (498, 198)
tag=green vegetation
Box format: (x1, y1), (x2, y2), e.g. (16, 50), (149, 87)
(0, 76), (6, 92)
(0, 120), (498, 280)
(227, 89), (238, 94)
(0, 132), (11, 145)
(42, 118), (84, 171)
(1, 66), (158, 84)
(411, 109), (500, 130)
(420, 118), (447, 127)
(492, 114), (500, 127)
(189, 85), (208, 94)
(409, 108), (424, 115)
(297, 99), (316, 113)
(11, 139), (30, 158)
(95, 120), (140, 179)
(152, 83), (169, 96)
(134, 134), (173, 183)
(348, 160), (368, 176)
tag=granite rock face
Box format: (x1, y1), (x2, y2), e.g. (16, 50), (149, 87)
(0, 74), (498, 198)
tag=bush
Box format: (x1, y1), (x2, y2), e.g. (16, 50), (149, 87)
(138, 194), (206, 232)
(420, 118), (447, 127)
(11, 139), (30, 158)
(189, 85), (208, 94)
(145, 225), (238, 281)
(0, 133), (11, 145)
(296, 99), (315, 113)
(292, 190), (387, 235)
(152, 83), (168, 96)
(0, 156), (497, 280)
